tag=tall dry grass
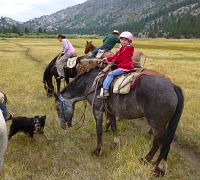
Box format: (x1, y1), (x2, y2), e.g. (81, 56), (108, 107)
(0, 38), (199, 179)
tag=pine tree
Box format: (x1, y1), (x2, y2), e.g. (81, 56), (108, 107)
(24, 27), (29, 34)
(38, 28), (43, 33)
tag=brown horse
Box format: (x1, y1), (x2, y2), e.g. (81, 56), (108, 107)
(85, 41), (113, 58)
(84, 41), (146, 68)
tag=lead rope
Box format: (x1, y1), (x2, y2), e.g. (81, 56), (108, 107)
(73, 100), (88, 130)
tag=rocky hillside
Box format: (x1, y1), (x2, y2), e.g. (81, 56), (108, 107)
(0, 17), (20, 29)
(22, 0), (155, 32)
(1, 0), (200, 37)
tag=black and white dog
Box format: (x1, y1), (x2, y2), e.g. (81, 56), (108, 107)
(8, 115), (50, 140)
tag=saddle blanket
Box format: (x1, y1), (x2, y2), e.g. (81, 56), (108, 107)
(66, 56), (78, 68)
(112, 68), (145, 94)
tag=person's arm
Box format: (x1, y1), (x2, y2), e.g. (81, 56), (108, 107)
(106, 50), (120, 62)
(103, 36), (107, 43)
(115, 36), (120, 43)
(62, 40), (69, 53)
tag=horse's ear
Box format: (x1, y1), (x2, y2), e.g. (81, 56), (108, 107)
(86, 41), (88, 44)
(54, 93), (59, 100)
(90, 41), (92, 43)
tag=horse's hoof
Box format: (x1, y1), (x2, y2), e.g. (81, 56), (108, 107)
(140, 157), (150, 165)
(92, 148), (102, 156)
(152, 166), (166, 177)
(114, 137), (120, 149)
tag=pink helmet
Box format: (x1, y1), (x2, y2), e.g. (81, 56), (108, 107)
(120, 31), (133, 43)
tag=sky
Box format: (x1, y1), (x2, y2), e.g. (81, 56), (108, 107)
(0, 0), (87, 22)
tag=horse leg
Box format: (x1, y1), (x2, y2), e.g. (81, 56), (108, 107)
(142, 126), (167, 176)
(56, 79), (61, 94)
(65, 77), (69, 85)
(141, 127), (165, 163)
(152, 128), (169, 177)
(93, 108), (103, 156)
(107, 113), (120, 148)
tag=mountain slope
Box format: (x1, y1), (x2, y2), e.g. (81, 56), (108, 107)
(21, 0), (200, 36)
(0, 17), (20, 29)
(1, 0), (200, 37)
(22, 0), (156, 32)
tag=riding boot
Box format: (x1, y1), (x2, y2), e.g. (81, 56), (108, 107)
(97, 88), (109, 99)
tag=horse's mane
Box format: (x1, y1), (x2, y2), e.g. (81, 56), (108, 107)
(43, 55), (59, 81)
(61, 67), (101, 94)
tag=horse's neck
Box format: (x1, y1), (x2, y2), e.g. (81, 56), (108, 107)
(90, 44), (96, 52)
(44, 67), (53, 82)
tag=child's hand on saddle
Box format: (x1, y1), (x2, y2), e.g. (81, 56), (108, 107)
(101, 57), (107, 63)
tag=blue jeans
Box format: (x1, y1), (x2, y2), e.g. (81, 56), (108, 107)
(91, 45), (111, 57)
(103, 69), (126, 90)
(0, 103), (7, 119)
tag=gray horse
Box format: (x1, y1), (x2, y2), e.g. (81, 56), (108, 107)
(54, 68), (184, 176)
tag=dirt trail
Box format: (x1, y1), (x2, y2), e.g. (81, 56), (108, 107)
(5, 40), (47, 68)
(134, 118), (200, 174)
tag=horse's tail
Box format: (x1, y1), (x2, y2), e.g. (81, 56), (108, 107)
(155, 85), (184, 166)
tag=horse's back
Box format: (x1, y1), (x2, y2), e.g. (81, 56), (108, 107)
(107, 75), (177, 120)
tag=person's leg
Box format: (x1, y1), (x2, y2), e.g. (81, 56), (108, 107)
(91, 45), (110, 57)
(103, 69), (125, 95)
(91, 47), (100, 57)
(57, 53), (71, 77)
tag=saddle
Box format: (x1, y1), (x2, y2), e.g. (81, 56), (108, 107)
(66, 57), (78, 68)
(112, 68), (144, 94)
(56, 54), (78, 69)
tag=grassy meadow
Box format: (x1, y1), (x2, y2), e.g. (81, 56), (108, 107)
(0, 38), (200, 179)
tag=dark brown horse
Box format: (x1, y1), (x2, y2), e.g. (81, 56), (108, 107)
(43, 55), (77, 97)
(84, 41), (146, 68)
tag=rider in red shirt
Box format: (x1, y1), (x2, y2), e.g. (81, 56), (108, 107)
(99, 31), (134, 98)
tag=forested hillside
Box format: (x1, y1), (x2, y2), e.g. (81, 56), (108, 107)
(0, 0), (200, 38)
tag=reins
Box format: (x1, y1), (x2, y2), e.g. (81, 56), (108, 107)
(73, 100), (87, 130)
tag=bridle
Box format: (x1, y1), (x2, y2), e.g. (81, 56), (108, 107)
(58, 94), (88, 130)
(59, 94), (74, 124)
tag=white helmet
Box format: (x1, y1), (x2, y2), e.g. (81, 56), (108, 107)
(120, 31), (133, 43)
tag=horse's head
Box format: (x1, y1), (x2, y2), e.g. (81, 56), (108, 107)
(54, 93), (74, 129)
(43, 80), (54, 97)
(84, 41), (93, 54)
